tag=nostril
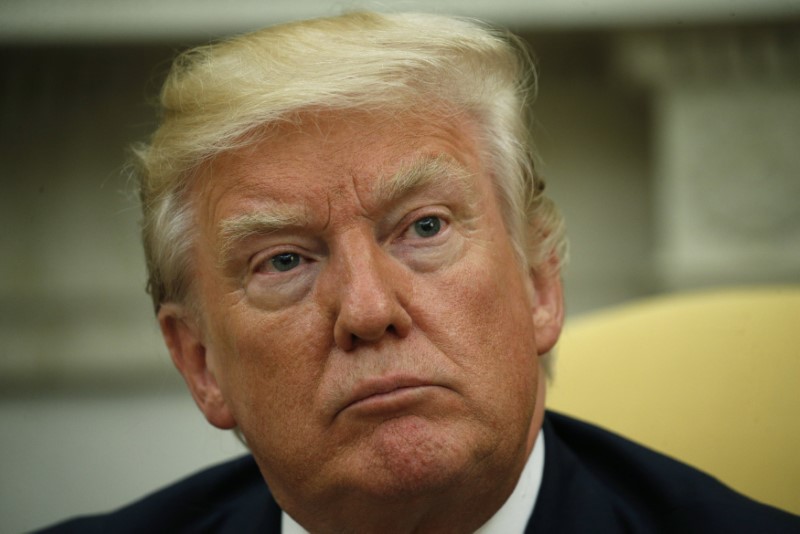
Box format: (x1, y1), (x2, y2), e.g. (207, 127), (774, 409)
(350, 323), (404, 346)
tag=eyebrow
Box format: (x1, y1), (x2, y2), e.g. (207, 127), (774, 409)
(218, 204), (312, 263)
(217, 154), (476, 261)
(374, 154), (476, 207)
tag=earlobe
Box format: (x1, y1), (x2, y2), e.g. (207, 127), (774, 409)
(528, 263), (565, 355)
(157, 303), (237, 430)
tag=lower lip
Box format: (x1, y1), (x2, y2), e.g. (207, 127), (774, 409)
(345, 385), (437, 416)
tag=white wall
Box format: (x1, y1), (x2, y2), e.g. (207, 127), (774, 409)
(0, 390), (246, 533)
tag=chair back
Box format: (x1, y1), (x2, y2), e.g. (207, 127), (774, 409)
(548, 286), (800, 514)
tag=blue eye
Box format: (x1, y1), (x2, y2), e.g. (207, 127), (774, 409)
(413, 216), (442, 238)
(270, 252), (301, 272)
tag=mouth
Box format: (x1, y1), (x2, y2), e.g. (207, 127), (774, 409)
(337, 376), (441, 418)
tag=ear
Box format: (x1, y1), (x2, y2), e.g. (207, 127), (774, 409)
(527, 260), (565, 355)
(157, 303), (237, 430)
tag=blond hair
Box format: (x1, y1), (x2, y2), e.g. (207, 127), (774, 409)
(134, 11), (566, 309)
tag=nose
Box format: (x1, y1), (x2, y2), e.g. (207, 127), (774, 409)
(329, 233), (412, 351)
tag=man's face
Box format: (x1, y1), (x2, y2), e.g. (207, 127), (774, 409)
(160, 109), (562, 524)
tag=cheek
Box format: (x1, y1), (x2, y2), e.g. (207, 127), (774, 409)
(413, 254), (540, 455)
(419, 243), (538, 388)
(212, 305), (330, 436)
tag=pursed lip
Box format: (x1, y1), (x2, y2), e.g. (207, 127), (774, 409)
(336, 375), (439, 418)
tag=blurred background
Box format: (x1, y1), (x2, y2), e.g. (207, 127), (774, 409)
(1, 0), (799, 531)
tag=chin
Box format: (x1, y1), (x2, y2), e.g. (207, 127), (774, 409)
(342, 415), (497, 499)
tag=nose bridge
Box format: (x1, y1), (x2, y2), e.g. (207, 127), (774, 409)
(343, 230), (390, 294)
(330, 227), (411, 350)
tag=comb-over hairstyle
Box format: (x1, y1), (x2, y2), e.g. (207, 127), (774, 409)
(134, 11), (566, 310)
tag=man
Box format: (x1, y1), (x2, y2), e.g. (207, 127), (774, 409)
(42, 12), (799, 533)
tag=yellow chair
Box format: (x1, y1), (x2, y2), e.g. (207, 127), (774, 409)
(548, 286), (800, 515)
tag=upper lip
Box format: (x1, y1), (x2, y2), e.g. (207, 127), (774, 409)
(337, 375), (434, 416)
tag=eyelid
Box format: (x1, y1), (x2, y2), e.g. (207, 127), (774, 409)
(397, 208), (451, 241)
(250, 246), (313, 275)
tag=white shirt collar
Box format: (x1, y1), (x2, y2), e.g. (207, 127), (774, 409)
(282, 429), (545, 534)
(474, 429), (544, 534)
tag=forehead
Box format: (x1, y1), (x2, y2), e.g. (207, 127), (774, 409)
(193, 109), (488, 226)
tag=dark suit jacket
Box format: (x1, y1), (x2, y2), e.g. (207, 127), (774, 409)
(38, 411), (800, 533)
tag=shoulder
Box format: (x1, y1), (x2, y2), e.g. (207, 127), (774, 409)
(533, 411), (800, 533)
(36, 455), (281, 534)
